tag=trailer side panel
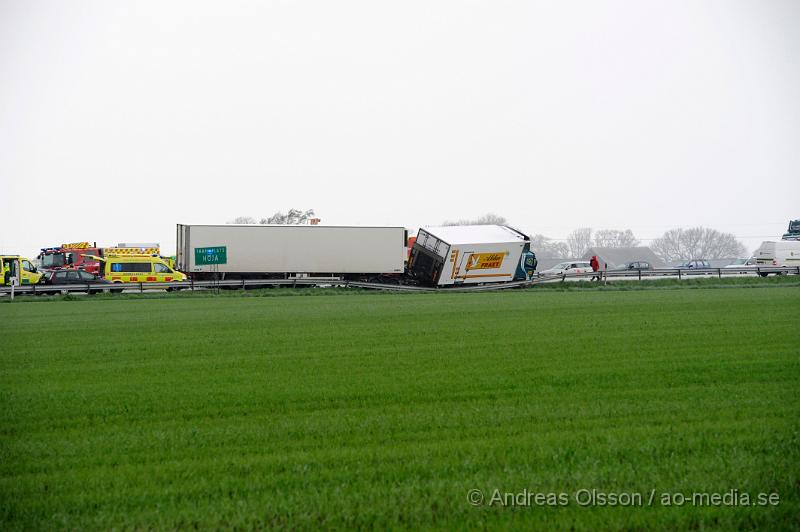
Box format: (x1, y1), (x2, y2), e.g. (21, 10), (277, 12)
(176, 224), (406, 275)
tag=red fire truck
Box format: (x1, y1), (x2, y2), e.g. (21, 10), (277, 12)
(38, 242), (101, 273)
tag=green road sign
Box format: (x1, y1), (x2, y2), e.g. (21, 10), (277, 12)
(195, 246), (227, 265)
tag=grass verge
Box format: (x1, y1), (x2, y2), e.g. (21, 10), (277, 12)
(1, 285), (798, 529)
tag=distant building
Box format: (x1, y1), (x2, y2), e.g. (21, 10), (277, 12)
(582, 247), (666, 270)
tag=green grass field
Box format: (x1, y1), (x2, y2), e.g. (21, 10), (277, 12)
(1, 284), (798, 530)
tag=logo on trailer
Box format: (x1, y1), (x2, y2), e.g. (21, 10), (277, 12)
(465, 252), (505, 270)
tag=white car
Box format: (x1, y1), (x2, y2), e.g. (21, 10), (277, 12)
(723, 257), (756, 269)
(539, 260), (594, 277)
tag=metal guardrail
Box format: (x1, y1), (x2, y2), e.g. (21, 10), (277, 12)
(1, 277), (351, 296)
(0, 276), (534, 297)
(535, 266), (800, 283)
(1, 266), (798, 297)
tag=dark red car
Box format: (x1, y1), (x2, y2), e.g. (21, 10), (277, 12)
(41, 269), (120, 295)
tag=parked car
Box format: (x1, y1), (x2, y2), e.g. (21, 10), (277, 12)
(724, 257), (754, 267)
(539, 261), (594, 276)
(42, 269), (120, 294)
(677, 260), (711, 269)
(723, 257), (757, 269)
(612, 261), (653, 271)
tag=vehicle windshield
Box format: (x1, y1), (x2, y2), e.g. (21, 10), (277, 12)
(732, 258), (747, 265)
(41, 253), (66, 268)
(552, 262), (570, 269)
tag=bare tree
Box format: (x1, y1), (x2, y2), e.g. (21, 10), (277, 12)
(264, 209), (316, 225)
(566, 228), (593, 257)
(442, 213), (508, 226)
(593, 229), (640, 248)
(651, 227), (747, 262)
(529, 234), (570, 259)
(228, 216), (257, 224)
(228, 209), (316, 225)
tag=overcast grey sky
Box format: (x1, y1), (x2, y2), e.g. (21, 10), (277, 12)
(1, 0), (798, 256)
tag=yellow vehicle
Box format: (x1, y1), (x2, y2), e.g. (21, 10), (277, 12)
(1, 255), (44, 285)
(91, 254), (187, 283)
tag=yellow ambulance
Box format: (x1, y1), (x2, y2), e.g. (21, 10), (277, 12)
(1, 255), (44, 285)
(93, 255), (187, 283)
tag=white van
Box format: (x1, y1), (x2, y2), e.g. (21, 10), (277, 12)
(753, 241), (800, 273)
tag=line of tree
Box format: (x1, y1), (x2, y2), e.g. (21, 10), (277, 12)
(532, 228), (640, 259)
(528, 235), (569, 259)
(532, 226), (746, 261)
(228, 209), (316, 225)
(440, 215), (642, 259)
(441, 216), (747, 261)
(565, 228), (640, 257)
(650, 227), (746, 262)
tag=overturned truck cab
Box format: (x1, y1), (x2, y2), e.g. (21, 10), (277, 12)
(407, 225), (537, 286)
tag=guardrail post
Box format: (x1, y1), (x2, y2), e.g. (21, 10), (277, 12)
(139, 282), (143, 294)
(638, 269), (641, 281)
(678, 269), (681, 281)
(717, 268), (721, 279)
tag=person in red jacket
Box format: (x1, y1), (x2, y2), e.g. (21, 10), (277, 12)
(590, 255), (600, 281)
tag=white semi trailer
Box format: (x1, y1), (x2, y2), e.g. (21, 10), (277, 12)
(407, 225), (537, 286)
(176, 224), (407, 280)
